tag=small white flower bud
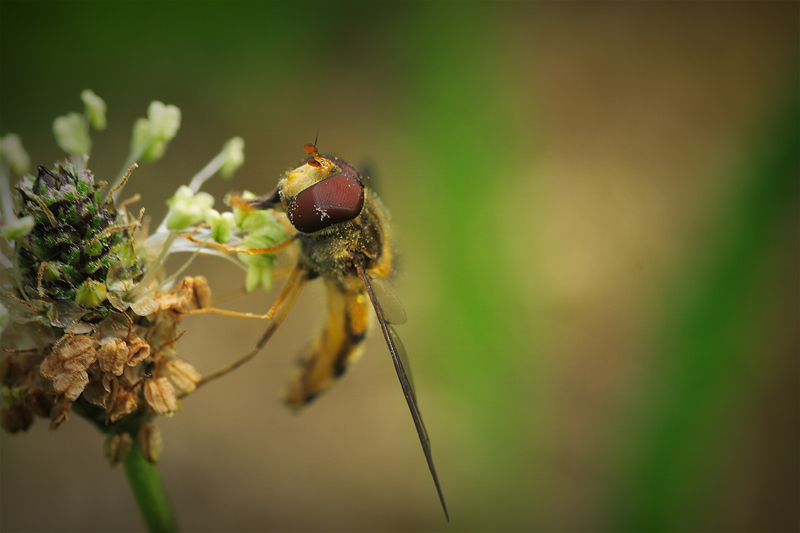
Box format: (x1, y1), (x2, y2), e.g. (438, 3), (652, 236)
(130, 101), (182, 163)
(53, 112), (91, 156)
(147, 101), (181, 141)
(0, 133), (30, 175)
(220, 137), (245, 178)
(166, 185), (215, 230)
(0, 215), (34, 240)
(81, 89), (107, 130)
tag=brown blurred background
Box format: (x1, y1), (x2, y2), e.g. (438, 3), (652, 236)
(1, 2), (798, 531)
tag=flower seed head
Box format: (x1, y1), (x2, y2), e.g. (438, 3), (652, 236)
(131, 101), (181, 163)
(12, 163), (144, 322)
(206, 209), (236, 243)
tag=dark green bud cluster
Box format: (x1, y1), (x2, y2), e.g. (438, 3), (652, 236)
(14, 163), (142, 320)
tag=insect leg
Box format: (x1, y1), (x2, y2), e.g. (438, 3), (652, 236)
(180, 227), (298, 255)
(184, 264), (305, 321)
(197, 268), (309, 387)
(264, 264), (304, 319)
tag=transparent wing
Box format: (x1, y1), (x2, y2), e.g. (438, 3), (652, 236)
(389, 325), (416, 399)
(370, 276), (407, 325)
(354, 258), (448, 521)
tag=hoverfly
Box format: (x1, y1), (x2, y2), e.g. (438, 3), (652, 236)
(226, 143), (448, 520)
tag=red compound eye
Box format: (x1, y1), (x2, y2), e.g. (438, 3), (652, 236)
(287, 170), (365, 233)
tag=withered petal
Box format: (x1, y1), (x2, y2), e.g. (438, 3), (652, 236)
(109, 391), (138, 422)
(55, 335), (96, 361)
(52, 370), (89, 401)
(0, 405), (35, 433)
(164, 359), (202, 394)
(143, 377), (179, 416)
(126, 338), (151, 367)
(98, 339), (128, 376)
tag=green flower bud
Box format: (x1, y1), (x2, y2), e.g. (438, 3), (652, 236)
(81, 89), (107, 130)
(220, 137), (245, 179)
(61, 265), (83, 284)
(41, 262), (63, 282)
(83, 260), (104, 275)
(74, 279), (108, 308)
(232, 190), (257, 227)
(63, 247), (80, 266)
(0, 133), (30, 175)
(237, 222), (285, 292)
(166, 185), (214, 231)
(206, 209), (236, 243)
(85, 240), (104, 257)
(241, 209), (287, 243)
(53, 112), (91, 156)
(240, 253), (275, 293)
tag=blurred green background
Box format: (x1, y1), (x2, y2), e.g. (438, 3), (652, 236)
(1, 2), (797, 531)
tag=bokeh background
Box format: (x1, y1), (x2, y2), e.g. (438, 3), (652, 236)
(1, 2), (797, 531)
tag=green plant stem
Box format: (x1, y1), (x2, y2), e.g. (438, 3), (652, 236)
(123, 431), (179, 533)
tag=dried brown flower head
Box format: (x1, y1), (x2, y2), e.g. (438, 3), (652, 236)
(1, 275), (204, 463)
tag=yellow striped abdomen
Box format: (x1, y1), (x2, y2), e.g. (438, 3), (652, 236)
(285, 278), (371, 407)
